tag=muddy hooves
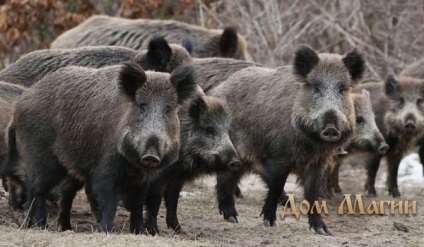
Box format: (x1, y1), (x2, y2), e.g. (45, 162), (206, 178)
(315, 227), (334, 236)
(227, 216), (238, 223)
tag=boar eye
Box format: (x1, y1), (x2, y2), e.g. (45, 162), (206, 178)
(339, 85), (348, 94)
(165, 105), (172, 114)
(139, 103), (147, 113)
(398, 97), (405, 108)
(356, 116), (365, 126)
(417, 99), (423, 107)
(313, 85), (320, 93)
(205, 127), (215, 136)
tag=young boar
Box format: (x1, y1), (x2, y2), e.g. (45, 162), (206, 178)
(400, 61), (424, 175)
(358, 75), (424, 197)
(0, 37), (191, 87)
(5, 63), (196, 233)
(321, 90), (388, 197)
(51, 15), (250, 60)
(143, 92), (241, 235)
(209, 46), (365, 235)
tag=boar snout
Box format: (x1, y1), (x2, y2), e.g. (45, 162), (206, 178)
(227, 157), (242, 170)
(377, 143), (389, 155)
(404, 119), (417, 133)
(320, 123), (341, 142)
(140, 136), (163, 168)
(140, 154), (161, 167)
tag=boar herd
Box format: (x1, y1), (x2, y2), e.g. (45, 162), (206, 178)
(0, 15), (423, 236)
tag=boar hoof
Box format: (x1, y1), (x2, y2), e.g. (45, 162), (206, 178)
(389, 188), (401, 198)
(263, 219), (278, 227)
(334, 186), (342, 194)
(146, 226), (159, 236)
(174, 226), (186, 235)
(315, 227), (333, 236)
(365, 185), (377, 197)
(227, 216), (238, 223)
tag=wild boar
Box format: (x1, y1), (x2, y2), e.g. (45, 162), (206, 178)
(143, 92), (241, 235)
(358, 75), (424, 197)
(4, 62), (196, 233)
(0, 37), (191, 87)
(209, 46), (365, 235)
(321, 89), (388, 197)
(51, 15), (250, 60)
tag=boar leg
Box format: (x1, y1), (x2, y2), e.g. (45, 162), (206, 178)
(278, 190), (289, 206)
(26, 155), (66, 229)
(260, 168), (289, 227)
(319, 172), (333, 199)
(121, 181), (148, 235)
(332, 161), (342, 194)
(58, 177), (84, 231)
(1, 177), (8, 192)
(92, 173), (119, 233)
(84, 183), (101, 222)
(26, 191), (47, 228)
(164, 180), (185, 233)
(234, 186), (244, 199)
(418, 145), (424, 176)
(365, 154), (382, 197)
(216, 170), (243, 223)
(144, 179), (165, 235)
(321, 160), (342, 198)
(304, 166), (333, 235)
(387, 152), (402, 197)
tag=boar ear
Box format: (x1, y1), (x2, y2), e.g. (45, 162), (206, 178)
(181, 38), (194, 55)
(119, 62), (147, 99)
(343, 50), (365, 83)
(189, 95), (208, 120)
(385, 74), (398, 97)
(294, 45), (319, 78)
(219, 26), (238, 57)
(145, 36), (172, 72)
(171, 65), (197, 104)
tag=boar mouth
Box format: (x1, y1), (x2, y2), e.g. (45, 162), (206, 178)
(349, 139), (386, 154)
(140, 154), (161, 168)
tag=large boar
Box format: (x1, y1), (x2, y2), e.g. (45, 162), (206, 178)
(0, 82), (25, 195)
(321, 90), (388, 197)
(51, 15), (250, 60)
(0, 37), (191, 87)
(143, 92), (241, 235)
(209, 46), (365, 235)
(4, 63), (196, 233)
(358, 75), (424, 197)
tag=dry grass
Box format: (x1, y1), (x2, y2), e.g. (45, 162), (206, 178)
(197, 0), (424, 81)
(2, 0), (424, 81)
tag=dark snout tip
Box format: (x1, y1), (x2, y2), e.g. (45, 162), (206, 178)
(320, 126), (341, 142)
(140, 155), (161, 168)
(228, 160), (242, 170)
(377, 143), (389, 155)
(404, 120), (417, 133)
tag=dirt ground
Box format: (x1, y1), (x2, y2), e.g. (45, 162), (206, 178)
(0, 156), (423, 247)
